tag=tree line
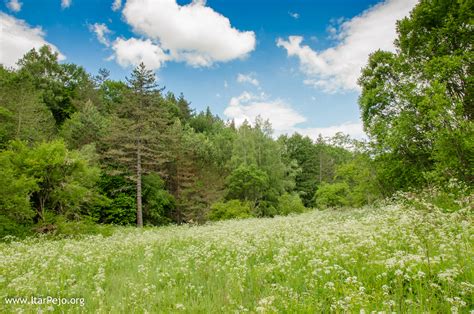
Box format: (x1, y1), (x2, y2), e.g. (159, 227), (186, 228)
(0, 0), (472, 236)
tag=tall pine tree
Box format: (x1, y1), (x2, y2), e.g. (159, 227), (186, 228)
(104, 63), (169, 227)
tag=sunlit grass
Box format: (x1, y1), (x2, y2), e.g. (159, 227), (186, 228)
(1, 205), (473, 313)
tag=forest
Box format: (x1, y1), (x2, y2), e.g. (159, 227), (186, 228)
(0, 0), (472, 237)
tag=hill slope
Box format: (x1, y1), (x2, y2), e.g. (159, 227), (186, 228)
(1, 205), (473, 313)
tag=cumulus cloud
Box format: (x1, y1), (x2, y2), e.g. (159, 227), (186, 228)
(121, 0), (256, 67)
(237, 73), (259, 87)
(111, 37), (169, 70)
(61, 0), (71, 8)
(6, 0), (22, 12)
(0, 12), (65, 68)
(224, 91), (366, 139)
(224, 92), (306, 132)
(112, 0), (121, 11)
(277, 0), (417, 93)
(89, 23), (112, 47)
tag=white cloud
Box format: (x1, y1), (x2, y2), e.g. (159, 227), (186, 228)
(277, 0), (417, 93)
(224, 91), (366, 139)
(112, 0), (122, 11)
(224, 80), (228, 88)
(224, 92), (306, 132)
(295, 122), (366, 139)
(237, 73), (259, 87)
(111, 37), (169, 70)
(6, 0), (22, 12)
(121, 0), (256, 67)
(61, 0), (71, 8)
(289, 12), (299, 19)
(89, 23), (112, 47)
(0, 12), (65, 68)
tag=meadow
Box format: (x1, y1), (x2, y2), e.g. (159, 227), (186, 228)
(1, 205), (473, 313)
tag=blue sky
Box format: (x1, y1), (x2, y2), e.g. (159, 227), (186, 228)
(0, 0), (418, 139)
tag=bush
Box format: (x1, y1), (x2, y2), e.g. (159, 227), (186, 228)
(92, 174), (136, 225)
(394, 178), (473, 213)
(313, 182), (350, 209)
(142, 173), (175, 225)
(208, 200), (252, 221)
(277, 193), (306, 215)
(0, 216), (33, 240)
(49, 216), (115, 237)
(253, 200), (277, 217)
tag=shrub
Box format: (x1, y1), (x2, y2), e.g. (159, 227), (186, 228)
(394, 178), (473, 213)
(91, 174), (135, 225)
(142, 173), (175, 225)
(50, 216), (115, 237)
(277, 193), (306, 215)
(0, 216), (33, 240)
(208, 200), (252, 221)
(253, 200), (277, 217)
(313, 182), (350, 209)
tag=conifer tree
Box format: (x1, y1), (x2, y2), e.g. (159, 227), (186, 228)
(104, 63), (169, 227)
(176, 93), (193, 122)
(165, 120), (203, 223)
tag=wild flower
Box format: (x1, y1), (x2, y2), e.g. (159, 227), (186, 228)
(0, 204), (471, 313)
(175, 303), (185, 310)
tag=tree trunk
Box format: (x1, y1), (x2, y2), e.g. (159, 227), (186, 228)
(176, 155), (182, 224)
(319, 151), (322, 183)
(136, 143), (143, 227)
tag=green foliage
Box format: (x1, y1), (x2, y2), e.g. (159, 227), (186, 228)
(4, 140), (102, 221)
(103, 194), (136, 225)
(0, 67), (55, 146)
(279, 134), (318, 206)
(358, 0), (473, 188)
(17, 46), (94, 125)
(176, 93), (193, 122)
(60, 100), (110, 149)
(395, 178), (473, 213)
(208, 200), (252, 221)
(104, 62), (172, 227)
(0, 215), (34, 239)
(92, 174), (136, 225)
(276, 193), (306, 216)
(189, 107), (220, 133)
(52, 216), (115, 237)
(229, 118), (297, 207)
(253, 200), (278, 218)
(0, 149), (37, 224)
(226, 164), (270, 204)
(142, 173), (175, 225)
(335, 153), (382, 206)
(165, 120), (207, 224)
(99, 79), (128, 113)
(313, 182), (350, 209)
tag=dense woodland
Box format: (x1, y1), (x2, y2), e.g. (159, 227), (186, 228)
(0, 0), (472, 237)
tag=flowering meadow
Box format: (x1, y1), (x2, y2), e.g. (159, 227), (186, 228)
(1, 205), (473, 313)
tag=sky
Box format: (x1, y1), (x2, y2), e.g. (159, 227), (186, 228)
(0, 0), (418, 139)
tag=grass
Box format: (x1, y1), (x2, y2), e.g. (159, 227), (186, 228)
(1, 205), (473, 313)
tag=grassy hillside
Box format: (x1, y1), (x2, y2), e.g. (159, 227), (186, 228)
(1, 205), (473, 313)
